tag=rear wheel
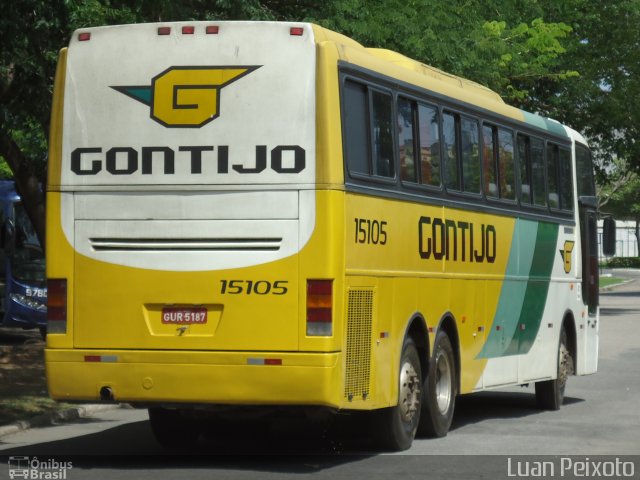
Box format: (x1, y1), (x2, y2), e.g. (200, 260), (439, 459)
(535, 326), (573, 410)
(148, 407), (200, 449)
(418, 330), (456, 437)
(375, 337), (422, 451)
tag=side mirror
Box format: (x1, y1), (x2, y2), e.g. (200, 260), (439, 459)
(601, 217), (616, 257)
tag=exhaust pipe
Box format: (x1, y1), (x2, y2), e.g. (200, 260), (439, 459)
(100, 386), (115, 402)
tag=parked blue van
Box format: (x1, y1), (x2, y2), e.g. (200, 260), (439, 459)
(0, 181), (47, 337)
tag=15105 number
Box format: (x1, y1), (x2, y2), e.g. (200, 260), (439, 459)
(354, 218), (388, 245)
(220, 280), (288, 295)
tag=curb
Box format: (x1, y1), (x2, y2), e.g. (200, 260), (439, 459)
(600, 278), (635, 292)
(0, 404), (121, 439)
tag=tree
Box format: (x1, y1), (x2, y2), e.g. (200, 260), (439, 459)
(534, 0), (640, 176)
(2, 1), (640, 244)
(0, 1), (69, 245)
(0, 0), (277, 246)
(598, 160), (640, 248)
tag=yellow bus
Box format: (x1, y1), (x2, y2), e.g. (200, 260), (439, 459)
(46, 21), (603, 450)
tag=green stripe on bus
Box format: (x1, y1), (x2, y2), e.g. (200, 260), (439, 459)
(504, 222), (559, 355)
(477, 220), (558, 359)
(521, 111), (568, 139)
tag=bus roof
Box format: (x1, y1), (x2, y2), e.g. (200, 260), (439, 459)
(311, 23), (571, 140)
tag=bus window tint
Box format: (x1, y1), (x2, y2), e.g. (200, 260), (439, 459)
(461, 117), (480, 193)
(418, 104), (441, 187)
(397, 97), (417, 182)
(576, 144), (596, 197)
(483, 126), (497, 198)
(498, 128), (516, 200)
(443, 112), (460, 190)
(547, 144), (560, 209)
(531, 137), (546, 206)
(518, 134), (531, 204)
(559, 147), (574, 210)
(371, 90), (394, 178)
(343, 80), (369, 175)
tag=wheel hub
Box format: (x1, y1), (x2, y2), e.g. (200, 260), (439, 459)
(399, 361), (421, 423)
(435, 350), (453, 414)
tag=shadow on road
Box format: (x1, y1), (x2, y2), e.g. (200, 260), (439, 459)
(450, 390), (584, 432)
(0, 417), (375, 472)
(0, 388), (584, 462)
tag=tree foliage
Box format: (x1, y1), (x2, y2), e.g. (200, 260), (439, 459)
(1, 0), (639, 243)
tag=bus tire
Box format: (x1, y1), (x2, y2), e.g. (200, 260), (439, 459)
(375, 336), (422, 451)
(418, 330), (456, 437)
(535, 326), (573, 410)
(148, 407), (200, 449)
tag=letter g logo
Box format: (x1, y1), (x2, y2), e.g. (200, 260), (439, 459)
(112, 66), (260, 128)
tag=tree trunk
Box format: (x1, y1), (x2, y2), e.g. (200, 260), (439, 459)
(0, 128), (46, 247)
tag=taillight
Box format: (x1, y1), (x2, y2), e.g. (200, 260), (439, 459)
(47, 279), (67, 334)
(307, 280), (332, 336)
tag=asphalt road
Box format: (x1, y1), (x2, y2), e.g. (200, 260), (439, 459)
(1, 270), (639, 479)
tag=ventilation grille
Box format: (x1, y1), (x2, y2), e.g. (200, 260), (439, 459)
(89, 237), (282, 252)
(344, 289), (373, 401)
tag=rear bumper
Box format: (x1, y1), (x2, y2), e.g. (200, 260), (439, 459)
(45, 349), (343, 408)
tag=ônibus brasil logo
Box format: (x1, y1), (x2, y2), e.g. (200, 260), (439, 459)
(111, 66), (261, 128)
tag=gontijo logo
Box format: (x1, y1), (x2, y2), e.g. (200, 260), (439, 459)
(111, 66), (261, 128)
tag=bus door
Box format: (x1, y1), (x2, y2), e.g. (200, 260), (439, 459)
(579, 200), (598, 316)
(575, 143), (599, 374)
(575, 143), (598, 316)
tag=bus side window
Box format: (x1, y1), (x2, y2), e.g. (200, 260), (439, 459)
(547, 143), (560, 209)
(559, 147), (574, 211)
(575, 144), (596, 197)
(483, 125), (498, 198)
(371, 90), (394, 178)
(461, 116), (480, 193)
(517, 134), (531, 204)
(397, 97), (417, 183)
(443, 112), (460, 191)
(531, 137), (546, 207)
(498, 128), (516, 200)
(418, 104), (441, 187)
(343, 80), (370, 176)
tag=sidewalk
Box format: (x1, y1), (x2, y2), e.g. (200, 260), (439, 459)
(0, 404), (120, 439)
(0, 328), (120, 440)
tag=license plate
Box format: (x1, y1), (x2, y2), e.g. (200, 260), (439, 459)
(161, 307), (208, 325)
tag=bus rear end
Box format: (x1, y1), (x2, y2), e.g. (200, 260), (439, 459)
(46, 22), (346, 426)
